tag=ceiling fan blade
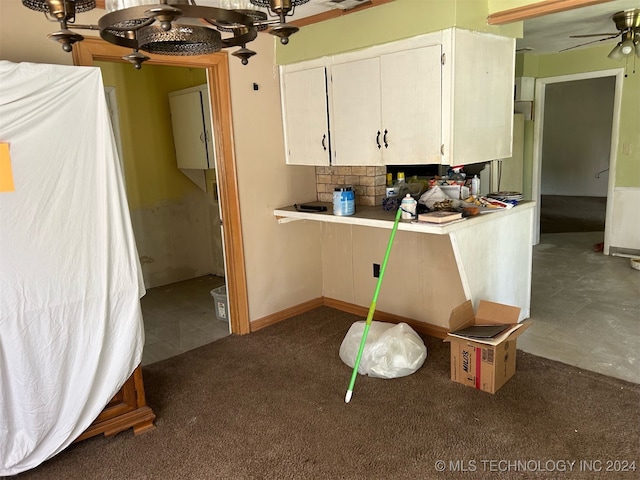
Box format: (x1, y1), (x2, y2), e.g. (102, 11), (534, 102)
(570, 32), (620, 38)
(559, 34), (620, 53)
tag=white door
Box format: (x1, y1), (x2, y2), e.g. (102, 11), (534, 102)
(281, 67), (330, 165)
(380, 45), (442, 165)
(169, 88), (210, 169)
(330, 57), (383, 165)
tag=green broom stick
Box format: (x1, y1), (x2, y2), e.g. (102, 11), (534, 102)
(345, 206), (403, 403)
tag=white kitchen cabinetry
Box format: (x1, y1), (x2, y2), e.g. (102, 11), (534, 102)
(168, 85), (215, 170)
(279, 28), (514, 167)
(329, 57), (380, 165)
(330, 46), (442, 166)
(280, 64), (331, 166)
(441, 29), (515, 166)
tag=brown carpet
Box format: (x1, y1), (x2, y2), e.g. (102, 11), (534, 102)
(16, 307), (640, 479)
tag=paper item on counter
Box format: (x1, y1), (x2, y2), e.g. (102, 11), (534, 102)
(418, 210), (463, 224)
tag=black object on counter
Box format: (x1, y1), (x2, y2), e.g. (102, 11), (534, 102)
(294, 204), (327, 213)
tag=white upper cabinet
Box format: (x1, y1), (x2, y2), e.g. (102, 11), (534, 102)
(330, 47), (441, 166)
(330, 57), (382, 165)
(280, 63), (331, 165)
(168, 85), (215, 170)
(279, 28), (514, 166)
(442, 29), (515, 166)
(379, 46), (442, 165)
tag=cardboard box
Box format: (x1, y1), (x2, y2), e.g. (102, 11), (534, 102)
(444, 300), (531, 393)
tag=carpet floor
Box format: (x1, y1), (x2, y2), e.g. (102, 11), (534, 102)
(15, 307), (640, 479)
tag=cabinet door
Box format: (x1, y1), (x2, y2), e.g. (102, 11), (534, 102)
(380, 46), (442, 165)
(169, 88), (212, 169)
(448, 30), (515, 165)
(281, 67), (330, 165)
(330, 57), (382, 166)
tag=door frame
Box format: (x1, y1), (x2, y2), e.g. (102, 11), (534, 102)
(531, 68), (623, 250)
(73, 37), (250, 335)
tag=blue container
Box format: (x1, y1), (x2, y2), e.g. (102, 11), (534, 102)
(333, 186), (355, 216)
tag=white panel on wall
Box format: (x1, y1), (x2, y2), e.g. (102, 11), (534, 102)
(609, 188), (640, 251)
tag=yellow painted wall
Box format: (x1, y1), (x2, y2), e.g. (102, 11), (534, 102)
(518, 46), (640, 187)
(277, 0), (523, 64)
(97, 62), (206, 210)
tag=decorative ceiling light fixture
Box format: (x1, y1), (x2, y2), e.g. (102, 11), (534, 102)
(565, 8), (640, 62)
(607, 9), (640, 61)
(21, 0), (311, 69)
(607, 30), (638, 61)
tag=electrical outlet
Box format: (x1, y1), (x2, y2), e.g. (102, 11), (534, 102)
(373, 263), (380, 278)
(622, 143), (631, 155)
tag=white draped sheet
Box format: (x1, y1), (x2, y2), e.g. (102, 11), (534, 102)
(0, 61), (145, 475)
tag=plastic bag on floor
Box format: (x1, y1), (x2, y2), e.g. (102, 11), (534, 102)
(339, 321), (427, 379)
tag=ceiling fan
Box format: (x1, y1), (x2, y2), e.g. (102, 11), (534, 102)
(561, 8), (640, 60)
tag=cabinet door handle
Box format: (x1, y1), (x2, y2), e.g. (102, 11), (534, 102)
(322, 134), (327, 151)
(376, 130), (381, 149)
(200, 132), (205, 143)
(383, 129), (389, 148)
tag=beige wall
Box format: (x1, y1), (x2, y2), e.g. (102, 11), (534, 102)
(0, 1), (103, 64)
(227, 34), (323, 321)
(322, 224), (466, 328)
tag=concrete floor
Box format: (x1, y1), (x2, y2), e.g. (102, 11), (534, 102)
(140, 231), (640, 384)
(519, 231), (639, 384)
(140, 275), (229, 366)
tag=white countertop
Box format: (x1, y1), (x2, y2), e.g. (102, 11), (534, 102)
(274, 201), (535, 235)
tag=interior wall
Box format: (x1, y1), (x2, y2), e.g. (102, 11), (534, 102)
(97, 62), (220, 288)
(321, 224), (467, 328)
(276, 0), (521, 64)
(541, 77), (614, 197)
(227, 34), (323, 322)
(520, 45), (639, 188)
(0, 1), (103, 65)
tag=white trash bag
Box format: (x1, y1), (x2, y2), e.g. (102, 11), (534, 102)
(339, 321), (427, 379)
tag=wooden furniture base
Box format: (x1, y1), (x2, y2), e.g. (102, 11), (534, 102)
(74, 365), (155, 443)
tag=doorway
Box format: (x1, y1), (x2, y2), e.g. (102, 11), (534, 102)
(73, 37), (250, 336)
(531, 68), (624, 249)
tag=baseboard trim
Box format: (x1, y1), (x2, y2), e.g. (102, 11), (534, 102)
(250, 297), (324, 332)
(323, 298), (449, 339)
(250, 296), (448, 340)
(609, 246), (640, 259)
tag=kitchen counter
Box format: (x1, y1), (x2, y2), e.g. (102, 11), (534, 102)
(274, 201), (534, 234)
(274, 201), (535, 326)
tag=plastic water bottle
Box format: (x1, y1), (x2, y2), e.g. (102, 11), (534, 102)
(471, 175), (480, 196)
(400, 194), (416, 221)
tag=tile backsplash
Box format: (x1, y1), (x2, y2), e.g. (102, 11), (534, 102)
(315, 166), (386, 207)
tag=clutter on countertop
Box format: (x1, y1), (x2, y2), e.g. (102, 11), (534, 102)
(382, 168), (523, 224)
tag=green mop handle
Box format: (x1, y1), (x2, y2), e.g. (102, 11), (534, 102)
(345, 206), (403, 403)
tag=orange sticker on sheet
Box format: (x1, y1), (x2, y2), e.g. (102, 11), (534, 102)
(0, 143), (15, 192)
